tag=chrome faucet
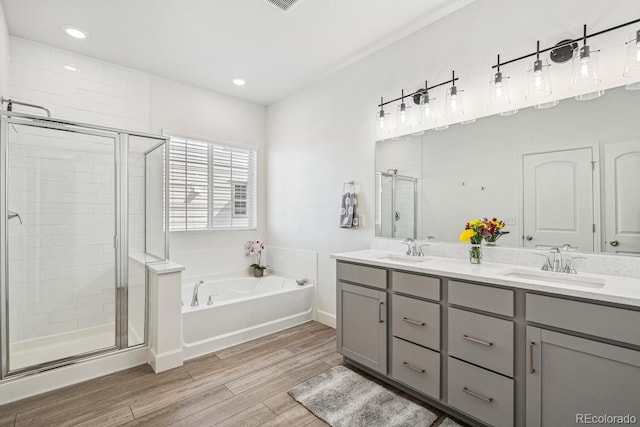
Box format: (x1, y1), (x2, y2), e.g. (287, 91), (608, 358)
(549, 247), (562, 272)
(190, 280), (204, 307)
(401, 238), (417, 256)
(535, 246), (585, 274)
(417, 236), (435, 256)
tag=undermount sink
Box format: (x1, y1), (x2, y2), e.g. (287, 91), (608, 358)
(500, 269), (606, 288)
(376, 255), (430, 264)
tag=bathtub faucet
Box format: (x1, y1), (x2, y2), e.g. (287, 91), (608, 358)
(191, 280), (204, 307)
(296, 278), (309, 286)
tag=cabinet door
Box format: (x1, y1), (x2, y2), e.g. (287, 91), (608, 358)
(526, 327), (640, 426)
(337, 282), (387, 374)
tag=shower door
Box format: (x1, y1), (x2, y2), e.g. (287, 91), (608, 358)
(1, 119), (121, 375)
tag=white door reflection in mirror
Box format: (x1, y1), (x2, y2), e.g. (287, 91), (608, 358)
(603, 141), (640, 255)
(523, 148), (594, 251)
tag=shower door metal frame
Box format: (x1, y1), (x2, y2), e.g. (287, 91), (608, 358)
(376, 172), (418, 239)
(0, 111), (169, 380)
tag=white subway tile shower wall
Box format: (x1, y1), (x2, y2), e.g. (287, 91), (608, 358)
(7, 130), (117, 344)
(8, 37), (150, 132)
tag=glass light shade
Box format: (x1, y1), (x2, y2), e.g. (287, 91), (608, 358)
(525, 58), (553, 101)
(395, 102), (413, 132)
(488, 70), (511, 108)
(375, 109), (391, 140)
(417, 91), (437, 126)
(444, 86), (464, 117)
(570, 44), (605, 100)
(623, 30), (640, 90)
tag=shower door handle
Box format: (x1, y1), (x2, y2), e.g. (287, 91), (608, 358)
(8, 210), (22, 224)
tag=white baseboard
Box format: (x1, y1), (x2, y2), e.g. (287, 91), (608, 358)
(148, 347), (184, 373)
(316, 310), (336, 329)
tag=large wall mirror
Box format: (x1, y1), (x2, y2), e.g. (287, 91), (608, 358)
(375, 85), (640, 255)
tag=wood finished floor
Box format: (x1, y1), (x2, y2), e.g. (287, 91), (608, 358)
(0, 321), (464, 427)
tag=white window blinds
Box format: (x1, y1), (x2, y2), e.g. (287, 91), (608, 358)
(169, 136), (257, 231)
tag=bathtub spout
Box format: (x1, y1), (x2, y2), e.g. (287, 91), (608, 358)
(296, 278), (309, 286)
(191, 280), (204, 307)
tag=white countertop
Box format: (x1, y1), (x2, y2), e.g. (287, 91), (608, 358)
(331, 249), (640, 307)
(146, 260), (186, 275)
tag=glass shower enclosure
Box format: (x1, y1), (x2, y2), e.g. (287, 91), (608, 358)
(375, 172), (418, 239)
(0, 111), (168, 378)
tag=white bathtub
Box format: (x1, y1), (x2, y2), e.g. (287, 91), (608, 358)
(181, 275), (314, 359)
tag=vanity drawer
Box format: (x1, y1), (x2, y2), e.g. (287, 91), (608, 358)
(527, 294), (640, 346)
(337, 262), (387, 290)
(448, 280), (513, 317)
(392, 337), (440, 399)
(448, 357), (514, 427)
(392, 271), (440, 300)
(448, 308), (514, 377)
(392, 294), (440, 350)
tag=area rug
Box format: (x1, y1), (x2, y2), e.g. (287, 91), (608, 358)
(288, 365), (439, 427)
(439, 417), (464, 427)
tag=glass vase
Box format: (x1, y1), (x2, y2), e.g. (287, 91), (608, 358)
(469, 244), (482, 264)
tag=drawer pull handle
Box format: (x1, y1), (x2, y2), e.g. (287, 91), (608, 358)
(402, 361), (425, 373)
(402, 317), (425, 326)
(529, 341), (536, 374)
(462, 387), (494, 403)
(379, 301), (384, 323)
(463, 335), (493, 347)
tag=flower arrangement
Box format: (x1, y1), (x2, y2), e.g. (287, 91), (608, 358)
(459, 218), (509, 244)
(459, 219), (490, 245)
(245, 239), (267, 275)
(459, 218), (509, 263)
(460, 219), (489, 264)
(484, 218), (509, 244)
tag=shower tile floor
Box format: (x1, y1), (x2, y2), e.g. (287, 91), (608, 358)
(0, 321), (467, 426)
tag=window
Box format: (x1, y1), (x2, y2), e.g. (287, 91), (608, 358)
(232, 183), (248, 216)
(169, 136), (257, 231)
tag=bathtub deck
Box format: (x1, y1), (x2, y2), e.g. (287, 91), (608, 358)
(0, 321), (457, 427)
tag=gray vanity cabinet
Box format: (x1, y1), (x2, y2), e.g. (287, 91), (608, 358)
(336, 262), (388, 374)
(526, 293), (640, 426)
(335, 257), (640, 427)
(526, 326), (640, 426)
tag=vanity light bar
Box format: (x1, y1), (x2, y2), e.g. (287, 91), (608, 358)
(377, 72), (459, 108)
(492, 17), (640, 69)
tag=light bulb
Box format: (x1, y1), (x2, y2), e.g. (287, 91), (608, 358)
(580, 57), (590, 79)
(450, 95), (457, 112)
(526, 57), (552, 101)
(378, 115), (385, 129)
(494, 82), (503, 98)
(534, 71), (542, 89)
(417, 91), (434, 125)
(444, 79), (464, 117)
(423, 102), (431, 118)
(636, 41), (640, 62)
(399, 105), (407, 124)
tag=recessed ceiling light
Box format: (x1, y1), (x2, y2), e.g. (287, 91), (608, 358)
(64, 26), (87, 39)
(232, 78), (246, 86)
(64, 65), (79, 72)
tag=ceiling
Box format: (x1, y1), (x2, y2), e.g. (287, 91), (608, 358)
(1, 0), (472, 105)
